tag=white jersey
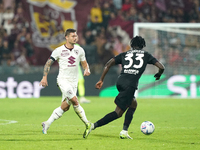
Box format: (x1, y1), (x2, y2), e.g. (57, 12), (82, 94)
(51, 44), (86, 84)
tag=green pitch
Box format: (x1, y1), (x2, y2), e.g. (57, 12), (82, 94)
(0, 97), (199, 150)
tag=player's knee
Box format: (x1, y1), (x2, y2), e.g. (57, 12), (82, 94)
(62, 103), (70, 111)
(61, 105), (70, 112)
(61, 100), (70, 112)
(70, 96), (79, 105)
(117, 113), (123, 118)
(115, 108), (124, 118)
(132, 98), (137, 108)
(63, 107), (69, 112)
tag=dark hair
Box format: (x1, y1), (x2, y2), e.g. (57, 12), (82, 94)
(130, 36), (146, 49)
(64, 28), (76, 36)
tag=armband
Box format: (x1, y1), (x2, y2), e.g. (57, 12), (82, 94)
(49, 56), (55, 61)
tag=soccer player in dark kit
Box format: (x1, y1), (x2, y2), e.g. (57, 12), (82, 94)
(84, 36), (165, 139)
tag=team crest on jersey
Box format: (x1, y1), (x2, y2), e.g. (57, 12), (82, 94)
(74, 50), (78, 55)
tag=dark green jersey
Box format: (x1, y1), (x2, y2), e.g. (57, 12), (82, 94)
(114, 49), (158, 89)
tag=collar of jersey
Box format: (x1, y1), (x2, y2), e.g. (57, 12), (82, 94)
(64, 44), (74, 51)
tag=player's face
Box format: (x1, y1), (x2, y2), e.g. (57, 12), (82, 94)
(66, 32), (78, 44)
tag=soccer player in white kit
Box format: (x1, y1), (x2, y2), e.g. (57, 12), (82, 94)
(39, 28), (92, 138)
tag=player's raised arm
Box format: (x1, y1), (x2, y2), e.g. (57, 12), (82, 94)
(39, 58), (55, 87)
(154, 61), (165, 80)
(81, 60), (90, 76)
(95, 58), (115, 89)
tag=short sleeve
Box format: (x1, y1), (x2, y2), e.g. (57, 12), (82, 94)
(147, 52), (158, 65)
(51, 48), (60, 61)
(114, 53), (122, 65)
(80, 47), (86, 61)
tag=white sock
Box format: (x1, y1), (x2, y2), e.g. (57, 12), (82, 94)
(47, 106), (64, 125)
(73, 104), (89, 125)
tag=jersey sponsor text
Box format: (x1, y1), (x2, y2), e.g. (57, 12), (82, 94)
(124, 69), (139, 75)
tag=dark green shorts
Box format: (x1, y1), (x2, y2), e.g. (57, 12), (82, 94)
(114, 87), (136, 111)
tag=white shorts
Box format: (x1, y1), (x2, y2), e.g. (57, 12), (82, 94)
(57, 78), (78, 105)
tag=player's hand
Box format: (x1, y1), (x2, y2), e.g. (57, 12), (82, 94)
(39, 78), (48, 87)
(154, 73), (161, 80)
(95, 80), (103, 89)
(84, 69), (91, 76)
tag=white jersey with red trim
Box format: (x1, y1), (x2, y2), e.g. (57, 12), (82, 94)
(51, 44), (86, 84)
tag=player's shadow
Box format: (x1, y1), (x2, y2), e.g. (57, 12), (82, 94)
(92, 134), (118, 139)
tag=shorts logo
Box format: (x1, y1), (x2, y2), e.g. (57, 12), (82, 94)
(68, 56), (75, 64)
(67, 90), (72, 95)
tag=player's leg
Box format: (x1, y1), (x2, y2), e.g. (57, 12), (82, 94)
(78, 78), (85, 97)
(70, 96), (90, 124)
(123, 98), (137, 131)
(119, 98), (137, 139)
(93, 106), (123, 129)
(70, 96), (92, 138)
(42, 79), (72, 134)
(48, 101), (70, 124)
(78, 65), (90, 103)
(42, 100), (70, 134)
(78, 78), (91, 103)
(84, 90), (128, 138)
(93, 90), (128, 129)
(58, 81), (90, 126)
(83, 106), (124, 138)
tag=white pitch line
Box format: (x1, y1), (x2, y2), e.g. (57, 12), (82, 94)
(0, 119), (18, 125)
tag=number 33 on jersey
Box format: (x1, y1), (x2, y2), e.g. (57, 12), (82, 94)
(115, 49), (158, 77)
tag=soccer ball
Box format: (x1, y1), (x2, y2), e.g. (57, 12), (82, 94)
(140, 121), (155, 135)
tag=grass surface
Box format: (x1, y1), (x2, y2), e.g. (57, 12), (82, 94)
(0, 97), (199, 150)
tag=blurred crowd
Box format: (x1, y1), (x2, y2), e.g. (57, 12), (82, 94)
(0, 0), (200, 75)
(0, 0), (35, 74)
(154, 32), (200, 75)
(138, 29), (200, 75)
(79, 0), (200, 75)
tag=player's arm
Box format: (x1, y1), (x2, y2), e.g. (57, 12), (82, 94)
(39, 58), (55, 87)
(95, 58), (115, 89)
(81, 60), (90, 76)
(154, 61), (165, 80)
